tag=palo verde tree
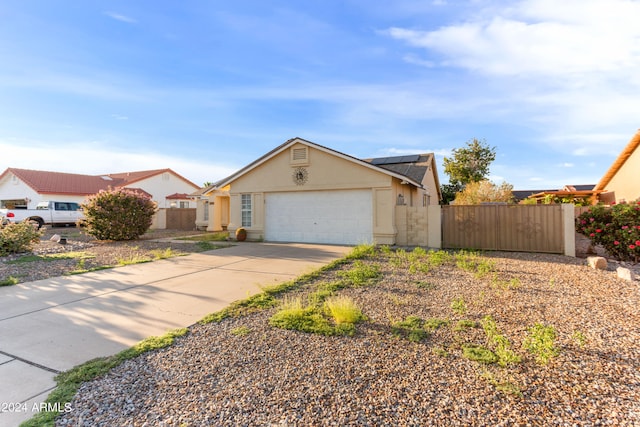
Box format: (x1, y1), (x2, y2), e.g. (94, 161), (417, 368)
(441, 138), (497, 204)
(80, 188), (157, 240)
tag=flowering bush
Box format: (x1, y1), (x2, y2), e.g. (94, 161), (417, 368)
(80, 188), (157, 241)
(576, 200), (640, 262)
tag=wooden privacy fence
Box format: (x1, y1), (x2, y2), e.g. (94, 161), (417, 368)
(441, 205), (565, 254)
(165, 208), (197, 230)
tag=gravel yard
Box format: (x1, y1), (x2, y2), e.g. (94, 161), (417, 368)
(0, 227), (217, 284)
(54, 246), (640, 426)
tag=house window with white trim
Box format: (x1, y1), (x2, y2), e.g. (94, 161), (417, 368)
(241, 194), (252, 227)
(203, 201), (209, 221)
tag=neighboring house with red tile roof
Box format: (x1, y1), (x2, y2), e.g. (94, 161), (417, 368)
(593, 129), (640, 204)
(0, 167), (200, 213)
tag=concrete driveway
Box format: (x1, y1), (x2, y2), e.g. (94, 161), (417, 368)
(0, 242), (351, 426)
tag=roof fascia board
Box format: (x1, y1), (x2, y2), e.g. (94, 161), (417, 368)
(594, 130), (640, 191)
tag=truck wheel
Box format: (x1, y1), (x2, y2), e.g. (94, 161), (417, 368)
(27, 218), (44, 229)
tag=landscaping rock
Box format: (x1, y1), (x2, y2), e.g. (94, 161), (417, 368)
(58, 251), (640, 427)
(587, 256), (607, 270)
(617, 266), (637, 282)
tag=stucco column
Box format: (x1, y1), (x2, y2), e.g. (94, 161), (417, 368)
(562, 204), (576, 257)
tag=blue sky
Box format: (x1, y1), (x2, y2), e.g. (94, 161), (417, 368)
(2, 0), (639, 190)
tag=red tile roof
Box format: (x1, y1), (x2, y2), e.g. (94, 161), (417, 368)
(0, 168), (197, 196)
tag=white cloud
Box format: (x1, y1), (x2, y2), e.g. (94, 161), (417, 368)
(104, 12), (137, 24)
(386, 0), (640, 79)
(383, 0), (640, 159)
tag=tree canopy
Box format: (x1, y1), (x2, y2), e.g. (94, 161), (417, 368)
(453, 180), (514, 205)
(441, 138), (496, 204)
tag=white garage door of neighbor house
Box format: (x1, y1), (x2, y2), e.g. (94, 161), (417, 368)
(265, 190), (373, 245)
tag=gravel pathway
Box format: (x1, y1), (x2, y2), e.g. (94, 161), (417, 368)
(57, 249), (639, 426)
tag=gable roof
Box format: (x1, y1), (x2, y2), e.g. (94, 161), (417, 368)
(213, 137), (431, 192)
(107, 168), (199, 188)
(594, 129), (640, 191)
(0, 167), (198, 196)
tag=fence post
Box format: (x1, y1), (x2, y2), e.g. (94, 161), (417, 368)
(562, 204), (576, 257)
(427, 205), (442, 249)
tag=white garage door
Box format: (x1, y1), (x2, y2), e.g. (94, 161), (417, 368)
(265, 190), (373, 245)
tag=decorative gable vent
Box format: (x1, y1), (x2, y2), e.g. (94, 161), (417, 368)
(290, 146), (309, 165)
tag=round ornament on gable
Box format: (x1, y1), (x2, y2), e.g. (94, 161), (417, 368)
(292, 167), (308, 186)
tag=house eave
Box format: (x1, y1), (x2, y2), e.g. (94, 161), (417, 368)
(594, 129), (640, 191)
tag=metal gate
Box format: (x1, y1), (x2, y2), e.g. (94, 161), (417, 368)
(442, 205), (564, 253)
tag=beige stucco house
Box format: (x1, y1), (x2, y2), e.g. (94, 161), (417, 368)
(193, 137), (441, 245)
(594, 129), (640, 204)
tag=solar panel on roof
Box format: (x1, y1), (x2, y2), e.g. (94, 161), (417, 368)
(370, 154), (420, 165)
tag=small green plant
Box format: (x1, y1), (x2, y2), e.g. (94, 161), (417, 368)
(324, 296), (365, 325)
(451, 297), (467, 316)
(481, 316), (521, 367)
(491, 275), (521, 290)
(572, 330), (587, 348)
(0, 221), (44, 256)
(269, 296), (360, 337)
(462, 344), (498, 364)
(456, 251), (495, 278)
(116, 254), (152, 266)
(269, 297), (333, 335)
(426, 250), (452, 267)
(524, 323), (559, 365)
(195, 241), (227, 251)
(454, 319), (478, 331)
(415, 280), (436, 290)
(392, 316), (428, 342)
(424, 318), (450, 331)
(151, 248), (178, 260)
(9, 251), (96, 264)
(231, 326), (251, 336)
(0, 276), (19, 286)
(345, 244), (376, 260)
(432, 346), (449, 357)
(388, 294), (407, 306)
(180, 232), (229, 242)
(480, 370), (523, 397)
(6, 254), (45, 264)
(338, 260), (381, 286)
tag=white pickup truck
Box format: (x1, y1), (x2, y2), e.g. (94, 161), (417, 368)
(0, 201), (85, 229)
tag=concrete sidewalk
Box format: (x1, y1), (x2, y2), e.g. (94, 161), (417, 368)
(0, 242), (351, 426)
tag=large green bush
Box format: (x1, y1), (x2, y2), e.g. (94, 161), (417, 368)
(81, 188), (157, 241)
(0, 222), (44, 256)
(576, 200), (640, 262)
